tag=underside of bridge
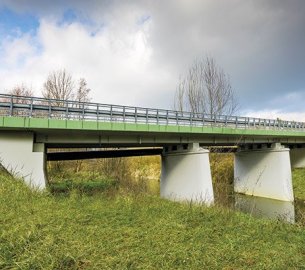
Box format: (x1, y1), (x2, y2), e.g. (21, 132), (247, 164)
(47, 148), (163, 161)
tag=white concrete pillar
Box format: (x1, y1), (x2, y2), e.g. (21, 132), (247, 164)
(290, 148), (305, 168)
(234, 144), (293, 201)
(161, 143), (214, 204)
(0, 132), (47, 189)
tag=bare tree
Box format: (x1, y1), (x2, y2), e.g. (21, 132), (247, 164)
(75, 78), (91, 104)
(42, 70), (91, 106)
(0, 84), (34, 116)
(42, 69), (74, 105)
(6, 84), (33, 104)
(174, 56), (238, 117)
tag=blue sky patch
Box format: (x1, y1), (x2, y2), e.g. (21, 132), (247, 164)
(61, 9), (78, 25)
(137, 15), (151, 26)
(58, 8), (97, 29)
(0, 7), (39, 37)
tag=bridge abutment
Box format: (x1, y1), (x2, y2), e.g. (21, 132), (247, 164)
(234, 143), (293, 201)
(160, 143), (214, 204)
(0, 132), (47, 189)
(290, 147), (305, 168)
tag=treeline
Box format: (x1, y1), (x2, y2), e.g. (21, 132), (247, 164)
(6, 69), (90, 103)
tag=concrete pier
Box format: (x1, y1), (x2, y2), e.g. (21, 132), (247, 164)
(0, 132), (47, 188)
(234, 143), (293, 201)
(290, 147), (305, 168)
(161, 143), (214, 204)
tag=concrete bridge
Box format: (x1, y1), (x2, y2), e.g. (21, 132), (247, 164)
(1, 93), (305, 204)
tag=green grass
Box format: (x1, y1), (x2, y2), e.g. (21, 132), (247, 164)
(292, 168), (305, 201)
(1, 173), (305, 269)
(49, 179), (118, 195)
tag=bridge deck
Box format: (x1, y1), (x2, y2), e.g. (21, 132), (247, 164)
(1, 94), (305, 147)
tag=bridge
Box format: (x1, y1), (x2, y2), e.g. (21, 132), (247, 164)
(1, 93), (305, 204)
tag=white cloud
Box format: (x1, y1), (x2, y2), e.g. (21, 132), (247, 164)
(1, 0), (305, 114)
(1, 34), (35, 67)
(0, 17), (175, 108)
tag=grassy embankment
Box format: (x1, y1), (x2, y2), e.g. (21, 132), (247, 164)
(292, 168), (305, 201)
(1, 160), (305, 269)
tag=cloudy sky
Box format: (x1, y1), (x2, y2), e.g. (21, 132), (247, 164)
(1, 0), (305, 120)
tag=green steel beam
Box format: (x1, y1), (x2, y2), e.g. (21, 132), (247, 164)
(1, 116), (305, 139)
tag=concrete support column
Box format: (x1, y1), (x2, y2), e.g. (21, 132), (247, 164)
(161, 143), (214, 204)
(290, 148), (305, 168)
(0, 132), (47, 189)
(234, 143), (293, 201)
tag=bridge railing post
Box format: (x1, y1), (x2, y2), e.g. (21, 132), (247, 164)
(65, 100), (69, 119)
(30, 98), (33, 117)
(9, 95), (13, 116)
(82, 102), (85, 120)
(109, 105), (112, 122)
(48, 99), (51, 119)
(135, 107), (137, 123)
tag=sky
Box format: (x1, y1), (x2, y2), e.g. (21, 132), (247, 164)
(1, 0), (305, 121)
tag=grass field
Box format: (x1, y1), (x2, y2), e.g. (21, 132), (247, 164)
(1, 171), (305, 269)
(292, 168), (305, 201)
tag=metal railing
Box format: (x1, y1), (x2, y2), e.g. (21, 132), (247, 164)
(0, 93), (304, 131)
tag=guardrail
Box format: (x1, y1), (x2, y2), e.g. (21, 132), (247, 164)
(0, 93), (304, 131)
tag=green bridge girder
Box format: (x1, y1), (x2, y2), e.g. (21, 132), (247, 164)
(1, 115), (305, 136)
(1, 116), (305, 148)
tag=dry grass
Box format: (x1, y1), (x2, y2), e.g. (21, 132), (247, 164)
(1, 172), (305, 269)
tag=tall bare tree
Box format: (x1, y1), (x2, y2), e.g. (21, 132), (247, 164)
(42, 69), (74, 105)
(42, 70), (92, 104)
(75, 78), (91, 104)
(174, 56), (238, 117)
